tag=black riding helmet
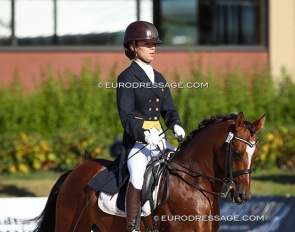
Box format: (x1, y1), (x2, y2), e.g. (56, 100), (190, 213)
(123, 21), (162, 60)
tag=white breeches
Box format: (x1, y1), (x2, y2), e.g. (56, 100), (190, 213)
(127, 139), (175, 190)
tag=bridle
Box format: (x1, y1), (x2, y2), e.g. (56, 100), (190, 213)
(224, 131), (258, 180)
(167, 128), (259, 199)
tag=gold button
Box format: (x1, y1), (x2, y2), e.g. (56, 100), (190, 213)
(149, 108), (152, 111)
(149, 99), (152, 102)
(156, 99), (159, 102)
(162, 88), (164, 92)
(154, 117), (158, 120)
(155, 108), (159, 111)
(149, 117), (152, 120)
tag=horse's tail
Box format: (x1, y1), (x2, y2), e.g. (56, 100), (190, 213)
(32, 170), (72, 232)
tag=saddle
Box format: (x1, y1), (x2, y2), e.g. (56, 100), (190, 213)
(97, 149), (174, 230)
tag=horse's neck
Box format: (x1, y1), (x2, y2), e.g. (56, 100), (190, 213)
(175, 121), (231, 177)
(176, 140), (212, 178)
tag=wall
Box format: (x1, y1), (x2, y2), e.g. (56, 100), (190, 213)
(269, 0), (295, 82)
(0, 49), (268, 91)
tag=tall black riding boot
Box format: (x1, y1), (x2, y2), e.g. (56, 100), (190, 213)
(126, 182), (141, 232)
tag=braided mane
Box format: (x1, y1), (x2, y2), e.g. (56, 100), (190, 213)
(179, 113), (255, 151)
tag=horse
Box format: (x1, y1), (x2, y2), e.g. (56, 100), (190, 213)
(32, 112), (265, 232)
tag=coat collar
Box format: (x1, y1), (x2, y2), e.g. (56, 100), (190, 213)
(131, 61), (152, 83)
(131, 61), (163, 98)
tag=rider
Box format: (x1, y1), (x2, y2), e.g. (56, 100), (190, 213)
(117, 21), (185, 232)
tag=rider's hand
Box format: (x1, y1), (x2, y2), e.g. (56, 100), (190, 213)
(144, 128), (162, 146)
(173, 124), (185, 140)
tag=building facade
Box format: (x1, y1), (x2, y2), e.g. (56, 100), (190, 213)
(0, 0), (294, 89)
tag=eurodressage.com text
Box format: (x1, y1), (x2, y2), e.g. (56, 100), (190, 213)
(97, 81), (209, 89)
(153, 214), (265, 222)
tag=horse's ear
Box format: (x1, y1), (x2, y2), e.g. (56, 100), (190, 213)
(252, 114), (266, 132)
(235, 112), (245, 130)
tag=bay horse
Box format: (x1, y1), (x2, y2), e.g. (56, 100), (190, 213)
(33, 112), (265, 232)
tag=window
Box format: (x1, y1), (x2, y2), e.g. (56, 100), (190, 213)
(160, 0), (267, 46)
(0, 0), (11, 45)
(198, 0), (267, 45)
(161, 0), (197, 45)
(0, 0), (267, 47)
(0, 0), (153, 46)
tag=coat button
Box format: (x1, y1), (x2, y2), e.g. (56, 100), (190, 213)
(149, 100), (152, 102)
(149, 117), (152, 120)
(149, 108), (152, 111)
(155, 108), (159, 111)
(154, 117), (158, 120)
(156, 99), (159, 102)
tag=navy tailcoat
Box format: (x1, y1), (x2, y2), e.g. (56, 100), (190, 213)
(117, 61), (182, 150)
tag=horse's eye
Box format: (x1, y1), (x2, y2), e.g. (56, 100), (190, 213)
(233, 149), (243, 158)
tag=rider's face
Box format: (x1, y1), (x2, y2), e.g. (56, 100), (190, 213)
(134, 41), (156, 64)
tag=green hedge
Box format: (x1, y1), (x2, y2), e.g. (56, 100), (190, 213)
(0, 63), (295, 173)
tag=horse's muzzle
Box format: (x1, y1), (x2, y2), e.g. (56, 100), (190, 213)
(231, 190), (250, 205)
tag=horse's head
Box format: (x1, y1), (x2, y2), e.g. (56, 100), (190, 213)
(173, 112), (265, 207)
(223, 112), (265, 205)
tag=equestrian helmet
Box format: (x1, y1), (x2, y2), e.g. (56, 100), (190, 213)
(123, 21), (162, 59)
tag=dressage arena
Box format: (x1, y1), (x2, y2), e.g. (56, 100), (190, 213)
(0, 196), (294, 231)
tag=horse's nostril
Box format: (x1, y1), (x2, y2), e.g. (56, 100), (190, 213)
(239, 193), (246, 201)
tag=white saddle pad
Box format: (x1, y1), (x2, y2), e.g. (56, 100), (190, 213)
(98, 180), (161, 218)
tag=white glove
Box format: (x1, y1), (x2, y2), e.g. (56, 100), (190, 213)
(144, 128), (162, 146)
(173, 125), (185, 140)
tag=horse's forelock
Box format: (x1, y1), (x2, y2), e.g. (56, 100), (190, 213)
(244, 120), (256, 136)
